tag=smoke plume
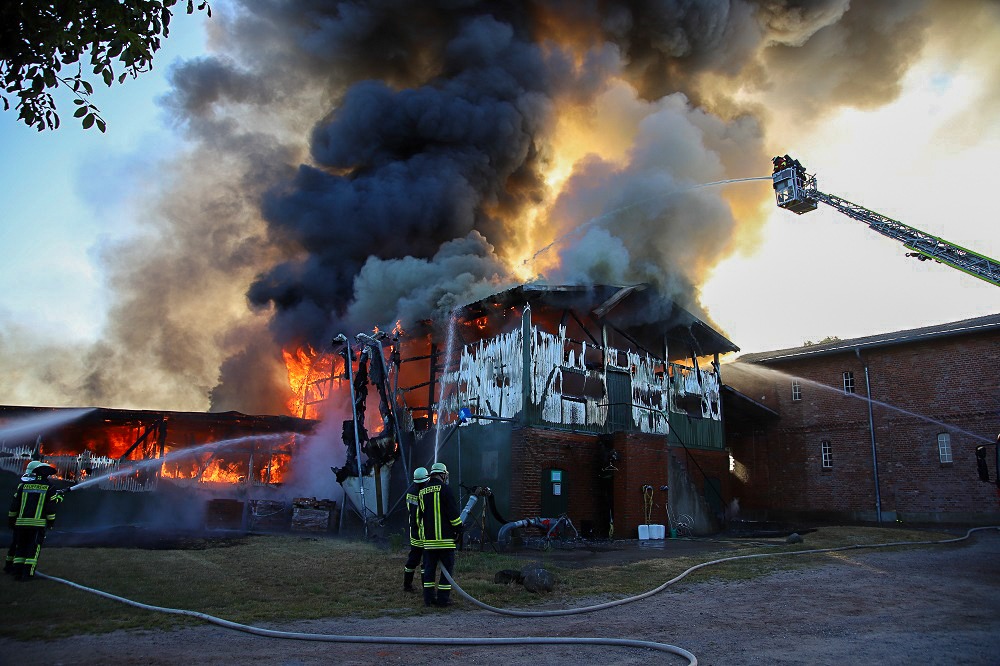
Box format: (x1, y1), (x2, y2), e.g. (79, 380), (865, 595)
(2, 0), (993, 413)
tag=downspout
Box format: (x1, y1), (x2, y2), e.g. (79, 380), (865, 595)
(856, 347), (882, 525)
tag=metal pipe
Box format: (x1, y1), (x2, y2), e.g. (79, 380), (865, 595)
(336, 334), (368, 537)
(459, 495), (479, 524)
(856, 348), (882, 525)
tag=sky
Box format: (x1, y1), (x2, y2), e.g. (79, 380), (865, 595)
(1, 1), (998, 412)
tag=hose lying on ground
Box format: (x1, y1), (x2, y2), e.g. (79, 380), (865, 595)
(442, 526), (1000, 617)
(36, 526), (1000, 665)
(35, 572), (698, 665)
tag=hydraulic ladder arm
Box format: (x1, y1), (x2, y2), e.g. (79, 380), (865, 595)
(770, 155), (1000, 287)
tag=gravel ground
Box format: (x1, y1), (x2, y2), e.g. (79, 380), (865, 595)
(3, 528), (999, 666)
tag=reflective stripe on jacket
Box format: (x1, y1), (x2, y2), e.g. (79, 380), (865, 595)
(406, 482), (424, 547)
(416, 479), (462, 550)
(9, 480), (62, 528)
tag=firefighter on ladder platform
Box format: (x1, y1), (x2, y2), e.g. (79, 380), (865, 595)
(403, 466), (429, 592)
(417, 462), (463, 607)
(6, 461), (66, 581)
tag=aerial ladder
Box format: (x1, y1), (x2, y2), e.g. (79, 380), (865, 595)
(770, 155), (1000, 287)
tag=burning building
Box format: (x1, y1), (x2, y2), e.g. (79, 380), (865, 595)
(0, 406), (318, 536)
(310, 282), (739, 541)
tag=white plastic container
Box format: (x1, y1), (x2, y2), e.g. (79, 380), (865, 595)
(652, 524), (665, 539)
(638, 524), (650, 540)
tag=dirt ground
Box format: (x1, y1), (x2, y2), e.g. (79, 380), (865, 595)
(3, 528), (999, 666)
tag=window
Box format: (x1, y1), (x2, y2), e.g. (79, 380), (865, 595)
(843, 371), (855, 394)
(791, 380), (802, 401)
(937, 433), (953, 464)
(821, 440), (833, 468)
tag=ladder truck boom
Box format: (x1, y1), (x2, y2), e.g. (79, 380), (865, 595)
(770, 155), (1000, 287)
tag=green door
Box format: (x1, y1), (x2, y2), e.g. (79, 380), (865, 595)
(606, 370), (632, 432)
(541, 468), (568, 517)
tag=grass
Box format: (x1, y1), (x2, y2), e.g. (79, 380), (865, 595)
(0, 526), (956, 641)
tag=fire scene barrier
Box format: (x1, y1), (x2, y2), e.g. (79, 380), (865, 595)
(441, 526), (1000, 618)
(33, 572), (698, 665)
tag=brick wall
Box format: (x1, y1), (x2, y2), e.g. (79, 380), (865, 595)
(610, 432), (670, 535)
(726, 330), (1000, 522)
(511, 427), (732, 538)
(510, 427), (607, 536)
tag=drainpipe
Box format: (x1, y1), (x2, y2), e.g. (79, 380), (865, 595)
(856, 348), (882, 525)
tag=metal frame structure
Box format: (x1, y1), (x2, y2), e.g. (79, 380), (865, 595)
(772, 159), (1000, 287)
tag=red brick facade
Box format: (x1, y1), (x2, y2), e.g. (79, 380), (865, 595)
(510, 427), (730, 537)
(725, 329), (1000, 523)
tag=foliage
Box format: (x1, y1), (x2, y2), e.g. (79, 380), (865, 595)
(0, 0), (210, 132)
(802, 335), (841, 347)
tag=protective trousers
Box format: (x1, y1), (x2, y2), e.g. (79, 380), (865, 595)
(421, 548), (455, 606)
(10, 526), (45, 580)
(403, 546), (423, 591)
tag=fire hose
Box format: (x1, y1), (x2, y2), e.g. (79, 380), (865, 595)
(35, 526), (1000, 664)
(440, 525), (1000, 617)
(35, 575), (697, 663)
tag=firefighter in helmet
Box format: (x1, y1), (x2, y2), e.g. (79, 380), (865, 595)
(403, 466), (429, 592)
(416, 462), (463, 607)
(7, 460), (66, 580)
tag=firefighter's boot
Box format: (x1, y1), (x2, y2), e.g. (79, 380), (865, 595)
(423, 585), (436, 607)
(435, 589), (452, 607)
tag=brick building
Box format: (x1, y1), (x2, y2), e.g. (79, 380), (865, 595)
(410, 284), (738, 540)
(723, 314), (1000, 525)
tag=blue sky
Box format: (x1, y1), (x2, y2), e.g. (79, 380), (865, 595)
(0, 16), (207, 341)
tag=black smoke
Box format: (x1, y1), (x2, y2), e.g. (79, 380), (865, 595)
(2, 0), (974, 413)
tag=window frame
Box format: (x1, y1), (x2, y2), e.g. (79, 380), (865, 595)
(842, 371), (855, 394)
(821, 440), (833, 468)
(937, 433), (953, 464)
(791, 380), (802, 401)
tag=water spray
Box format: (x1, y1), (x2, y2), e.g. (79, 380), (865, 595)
(64, 432), (299, 492)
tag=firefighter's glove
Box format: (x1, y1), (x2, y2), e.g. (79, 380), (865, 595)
(54, 489), (68, 499)
(455, 527), (465, 546)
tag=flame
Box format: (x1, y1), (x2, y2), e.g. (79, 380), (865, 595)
(258, 452), (291, 484)
(200, 458), (246, 484)
(283, 346), (340, 419)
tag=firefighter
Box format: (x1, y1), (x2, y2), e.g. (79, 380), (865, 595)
(7, 461), (65, 581)
(403, 466), (429, 592)
(4, 460), (39, 574)
(417, 462), (463, 607)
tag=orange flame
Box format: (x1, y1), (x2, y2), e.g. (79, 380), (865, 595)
(200, 458), (246, 484)
(283, 346), (340, 419)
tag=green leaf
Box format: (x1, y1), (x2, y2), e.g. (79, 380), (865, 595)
(96, 118), (106, 133)
(82, 113), (95, 129)
(74, 106), (88, 118)
(102, 69), (113, 86)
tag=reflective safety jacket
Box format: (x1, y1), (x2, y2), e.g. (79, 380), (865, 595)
(406, 481), (425, 547)
(8, 476), (63, 529)
(417, 478), (462, 550)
